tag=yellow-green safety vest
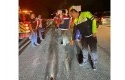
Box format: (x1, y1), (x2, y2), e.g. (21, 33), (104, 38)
(74, 11), (97, 33)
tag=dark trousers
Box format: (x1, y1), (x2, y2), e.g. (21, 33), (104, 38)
(81, 36), (98, 63)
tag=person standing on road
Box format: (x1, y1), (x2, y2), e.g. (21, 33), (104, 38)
(53, 11), (61, 30)
(59, 9), (70, 30)
(36, 14), (44, 41)
(69, 9), (98, 70)
(29, 13), (40, 47)
(59, 9), (70, 44)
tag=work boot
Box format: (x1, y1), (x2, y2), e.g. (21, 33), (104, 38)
(40, 38), (44, 41)
(92, 62), (97, 71)
(79, 62), (87, 66)
(35, 43), (40, 46)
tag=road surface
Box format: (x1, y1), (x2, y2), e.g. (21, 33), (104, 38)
(19, 25), (110, 80)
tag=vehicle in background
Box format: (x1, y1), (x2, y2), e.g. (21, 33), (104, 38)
(100, 11), (110, 26)
(19, 9), (32, 39)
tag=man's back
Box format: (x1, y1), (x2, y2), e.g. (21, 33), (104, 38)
(74, 11), (97, 34)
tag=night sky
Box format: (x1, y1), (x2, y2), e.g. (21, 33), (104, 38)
(19, 0), (110, 18)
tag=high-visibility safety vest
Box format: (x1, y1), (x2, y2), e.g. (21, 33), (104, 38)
(74, 11), (97, 34)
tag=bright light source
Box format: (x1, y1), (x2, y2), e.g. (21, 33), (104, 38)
(24, 11), (28, 13)
(22, 10), (28, 13)
(26, 27), (29, 30)
(25, 24), (28, 27)
(26, 30), (30, 33)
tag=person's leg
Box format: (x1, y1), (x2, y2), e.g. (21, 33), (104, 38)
(34, 31), (39, 45)
(62, 30), (70, 46)
(88, 36), (98, 70)
(38, 28), (43, 40)
(31, 32), (36, 47)
(81, 37), (89, 64)
(74, 40), (83, 51)
(60, 30), (64, 44)
(29, 32), (31, 39)
(74, 29), (89, 65)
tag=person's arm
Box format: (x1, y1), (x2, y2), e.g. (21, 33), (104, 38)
(92, 19), (97, 37)
(35, 20), (39, 30)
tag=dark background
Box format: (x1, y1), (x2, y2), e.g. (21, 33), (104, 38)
(19, 0), (110, 18)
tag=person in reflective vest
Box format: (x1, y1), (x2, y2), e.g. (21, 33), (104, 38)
(53, 11), (61, 29)
(69, 9), (98, 70)
(59, 9), (70, 44)
(36, 15), (44, 41)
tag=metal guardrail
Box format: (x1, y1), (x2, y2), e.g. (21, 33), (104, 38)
(19, 38), (30, 55)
